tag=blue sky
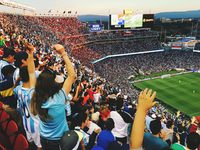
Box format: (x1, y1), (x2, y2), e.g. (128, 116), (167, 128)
(1, 0), (200, 15)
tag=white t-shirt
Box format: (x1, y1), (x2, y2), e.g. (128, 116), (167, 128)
(87, 121), (101, 135)
(110, 111), (129, 138)
(93, 92), (101, 103)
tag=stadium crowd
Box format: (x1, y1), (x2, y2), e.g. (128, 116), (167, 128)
(85, 29), (158, 42)
(94, 50), (200, 96)
(87, 38), (161, 57)
(0, 13), (199, 150)
(194, 42), (200, 50)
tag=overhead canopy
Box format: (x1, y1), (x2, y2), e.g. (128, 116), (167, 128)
(0, 0), (36, 12)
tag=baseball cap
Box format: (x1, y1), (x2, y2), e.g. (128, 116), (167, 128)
(60, 130), (83, 150)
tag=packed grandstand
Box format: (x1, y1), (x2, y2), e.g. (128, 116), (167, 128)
(0, 3), (200, 150)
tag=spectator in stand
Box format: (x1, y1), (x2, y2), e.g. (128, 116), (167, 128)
(13, 51), (28, 84)
(110, 97), (133, 145)
(0, 65), (16, 108)
(177, 124), (187, 146)
(0, 47), (15, 81)
(73, 112), (100, 150)
(163, 119), (174, 145)
(93, 86), (101, 105)
(171, 132), (200, 150)
(30, 44), (76, 150)
(87, 85), (94, 101)
(14, 43), (42, 149)
(82, 91), (90, 106)
(189, 116), (199, 133)
(93, 118), (116, 150)
(142, 119), (169, 150)
(0, 29), (6, 47)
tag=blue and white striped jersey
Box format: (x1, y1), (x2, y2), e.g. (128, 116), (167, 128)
(14, 85), (39, 134)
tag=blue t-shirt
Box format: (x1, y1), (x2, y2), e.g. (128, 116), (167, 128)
(97, 130), (115, 150)
(143, 132), (169, 150)
(39, 88), (69, 140)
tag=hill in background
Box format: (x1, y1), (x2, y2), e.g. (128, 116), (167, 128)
(78, 10), (200, 22)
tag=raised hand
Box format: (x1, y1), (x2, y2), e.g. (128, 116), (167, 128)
(52, 44), (65, 55)
(137, 88), (157, 112)
(191, 116), (196, 124)
(130, 89), (157, 149)
(24, 42), (35, 53)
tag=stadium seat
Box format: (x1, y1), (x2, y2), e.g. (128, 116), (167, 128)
(0, 111), (10, 149)
(0, 102), (3, 109)
(0, 110), (10, 130)
(0, 130), (9, 149)
(6, 120), (19, 147)
(0, 109), (10, 122)
(0, 144), (6, 150)
(13, 134), (29, 150)
(6, 120), (18, 135)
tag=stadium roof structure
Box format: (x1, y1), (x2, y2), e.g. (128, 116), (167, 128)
(0, 0), (36, 12)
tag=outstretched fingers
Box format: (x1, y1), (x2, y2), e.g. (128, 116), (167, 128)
(150, 91), (156, 102)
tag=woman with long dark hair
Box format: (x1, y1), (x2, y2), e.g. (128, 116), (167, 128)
(30, 44), (76, 150)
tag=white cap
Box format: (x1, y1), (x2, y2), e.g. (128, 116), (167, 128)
(55, 75), (64, 83)
(91, 112), (100, 122)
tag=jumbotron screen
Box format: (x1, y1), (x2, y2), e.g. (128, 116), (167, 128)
(109, 13), (154, 29)
(110, 14), (143, 28)
(111, 14), (125, 26)
(124, 14), (143, 28)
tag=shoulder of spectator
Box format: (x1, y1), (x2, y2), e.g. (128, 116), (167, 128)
(118, 110), (133, 123)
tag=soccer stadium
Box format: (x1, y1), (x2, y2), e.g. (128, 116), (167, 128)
(0, 0), (200, 150)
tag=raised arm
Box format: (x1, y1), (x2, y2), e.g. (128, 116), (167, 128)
(26, 43), (36, 88)
(130, 89), (157, 149)
(73, 83), (81, 102)
(53, 44), (76, 95)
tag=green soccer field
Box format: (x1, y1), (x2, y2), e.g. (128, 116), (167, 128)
(134, 72), (200, 117)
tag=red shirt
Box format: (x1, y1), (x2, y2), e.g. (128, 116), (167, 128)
(87, 89), (94, 101)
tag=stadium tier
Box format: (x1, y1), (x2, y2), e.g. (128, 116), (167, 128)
(0, 12), (199, 150)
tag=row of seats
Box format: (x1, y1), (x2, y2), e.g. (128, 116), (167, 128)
(0, 102), (29, 150)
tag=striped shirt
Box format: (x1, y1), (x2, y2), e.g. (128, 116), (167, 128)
(14, 86), (39, 134)
(0, 60), (9, 82)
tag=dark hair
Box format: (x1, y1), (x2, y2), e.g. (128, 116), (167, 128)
(3, 47), (15, 58)
(150, 119), (162, 135)
(178, 124), (185, 133)
(34, 57), (39, 68)
(166, 120), (173, 129)
(84, 92), (89, 97)
(14, 51), (28, 68)
(31, 68), (61, 122)
(105, 118), (115, 131)
(19, 66), (29, 82)
(79, 97), (84, 104)
(186, 132), (200, 149)
(116, 97), (124, 110)
(74, 112), (88, 127)
(88, 85), (92, 89)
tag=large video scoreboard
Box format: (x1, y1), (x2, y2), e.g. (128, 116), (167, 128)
(109, 13), (154, 29)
